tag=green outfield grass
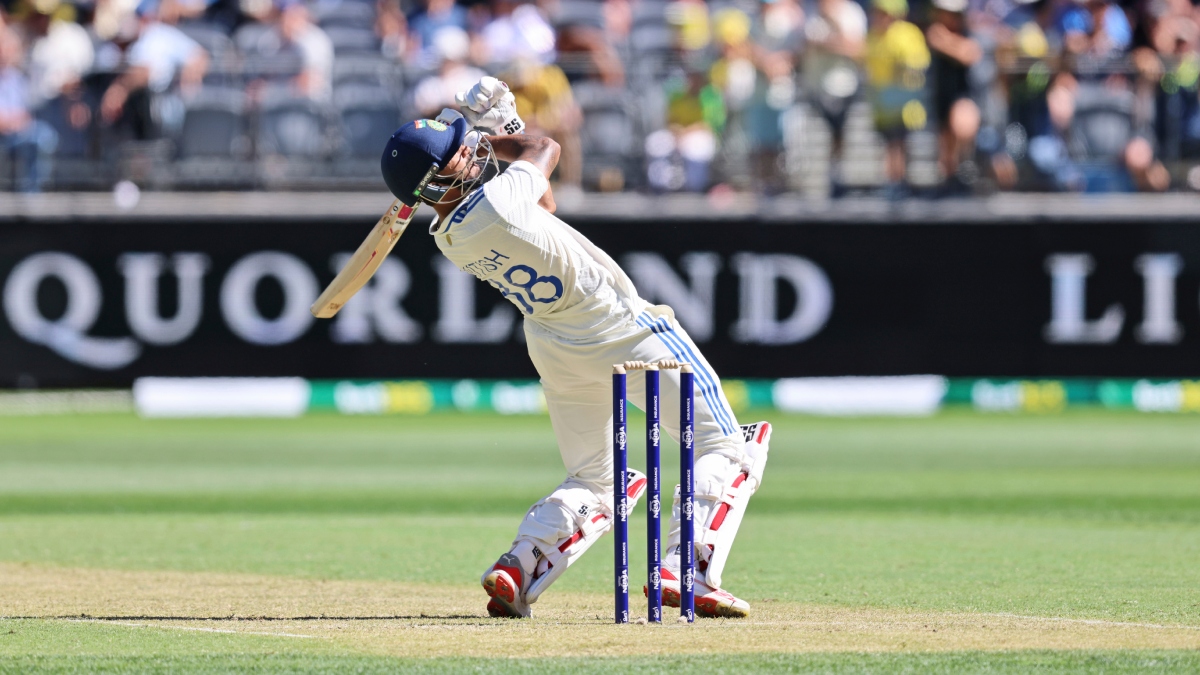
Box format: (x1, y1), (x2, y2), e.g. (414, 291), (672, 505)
(1, 410), (1199, 673)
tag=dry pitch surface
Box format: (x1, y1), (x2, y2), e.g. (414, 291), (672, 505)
(5, 563), (1199, 657)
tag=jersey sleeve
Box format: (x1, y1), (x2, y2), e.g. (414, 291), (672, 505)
(483, 160), (549, 221)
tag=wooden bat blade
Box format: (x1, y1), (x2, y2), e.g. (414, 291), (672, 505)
(310, 200), (415, 318)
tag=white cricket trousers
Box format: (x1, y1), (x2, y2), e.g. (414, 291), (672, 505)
(511, 305), (745, 574)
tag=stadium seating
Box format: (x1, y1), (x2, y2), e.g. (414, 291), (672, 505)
(314, 2), (376, 28)
(335, 84), (402, 159)
(175, 87), (255, 188)
(324, 26), (381, 55)
(573, 82), (643, 190)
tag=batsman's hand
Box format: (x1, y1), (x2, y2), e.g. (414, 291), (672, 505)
(456, 76), (525, 136)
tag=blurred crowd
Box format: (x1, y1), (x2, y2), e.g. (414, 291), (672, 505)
(0, 0), (1198, 195)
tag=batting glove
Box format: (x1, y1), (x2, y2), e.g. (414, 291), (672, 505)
(456, 77), (525, 136)
(435, 107), (464, 126)
(435, 107), (483, 151)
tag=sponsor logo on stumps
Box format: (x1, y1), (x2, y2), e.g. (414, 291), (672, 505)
(612, 366), (700, 624)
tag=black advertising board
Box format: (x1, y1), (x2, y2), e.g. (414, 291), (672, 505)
(2, 214), (1200, 387)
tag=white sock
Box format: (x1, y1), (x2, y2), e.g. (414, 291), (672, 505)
(511, 539), (541, 576)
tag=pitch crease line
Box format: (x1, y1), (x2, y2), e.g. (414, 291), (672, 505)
(976, 612), (1200, 631)
(65, 618), (326, 639)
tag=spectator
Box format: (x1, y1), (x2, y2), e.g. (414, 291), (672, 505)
(926, 0), (983, 193)
(865, 0), (929, 197)
(277, 1), (333, 101)
(99, 0), (208, 138)
(1151, 0), (1200, 162)
(1025, 74), (1169, 191)
(1002, 0), (1063, 59)
(648, 68), (724, 192)
(1059, 0), (1132, 58)
(201, 0), (240, 33)
(995, 0), (1060, 189)
(13, 0), (94, 109)
(555, 11), (624, 87)
(665, 0), (709, 57)
(408, 0), (468, 66)
(804, 0), (867, 195)
(239, 0), (275, 23)
(480, 0), (555, 68)
(91, 0), (151, 42)
(411, 25), (486, 117)
(168, 0), (206, 21)
(602, 0), (631, 47)
(755, 0), (806, 58)
(746, 0), (804, 193)
(0, 28), (58, 191)
(503, 58), (582, 188)
(376, 0), (408, 62)
(708, 8), (754, 189)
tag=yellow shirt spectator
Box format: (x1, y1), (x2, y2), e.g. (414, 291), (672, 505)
(506, 62), (575, 133)
(866, 20), (930, 89)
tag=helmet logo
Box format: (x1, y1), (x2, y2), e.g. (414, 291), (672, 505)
(414, 119), (448, 132)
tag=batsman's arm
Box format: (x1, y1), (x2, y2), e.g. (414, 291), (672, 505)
(486, 134), (561, 213)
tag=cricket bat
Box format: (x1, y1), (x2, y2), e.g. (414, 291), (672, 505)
(310, 199), (417, 318)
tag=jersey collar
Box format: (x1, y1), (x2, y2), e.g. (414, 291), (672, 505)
(428, 187), (483, 236)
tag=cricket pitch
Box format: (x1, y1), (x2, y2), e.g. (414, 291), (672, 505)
(4, 563), (1199, 658)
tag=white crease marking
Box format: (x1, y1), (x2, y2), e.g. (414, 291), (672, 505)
(977, 612), (1200, 631)
(65, 618), (325, 639)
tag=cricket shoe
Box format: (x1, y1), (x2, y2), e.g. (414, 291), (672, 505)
(651, 565), (750, 618)
(482, 552), (532, 618)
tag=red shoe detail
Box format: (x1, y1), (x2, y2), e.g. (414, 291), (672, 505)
(487, 564), (522, 603)
(655, 565), (682, 606)
(628, 477), (647, 498)
(662, 585), (680, 607)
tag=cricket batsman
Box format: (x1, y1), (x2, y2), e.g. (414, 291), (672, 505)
(377, 77), (771, 619)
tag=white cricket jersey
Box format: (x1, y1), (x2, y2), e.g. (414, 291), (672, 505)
(430, 161), (645, 341)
